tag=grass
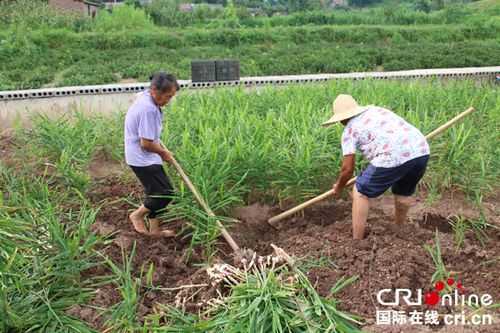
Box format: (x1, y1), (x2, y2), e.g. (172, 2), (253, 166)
(450, 213), (497, 250)
(0, 167), (100, 332)
(424, 231), (450, 285)
(101, 244), (142, 333)
(299, 255), (338, 272)
(155, 259), (362, 332)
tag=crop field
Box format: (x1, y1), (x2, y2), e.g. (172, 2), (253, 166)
(1, 78), (499, 332)
(1, 1), (499, 90)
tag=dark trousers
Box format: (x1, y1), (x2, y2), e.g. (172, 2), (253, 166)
(356, 155), (429, 198)
(130, 164), (174, 218)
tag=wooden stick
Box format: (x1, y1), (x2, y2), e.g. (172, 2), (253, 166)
(269, 178), (357, 227)
(424, 107), (475, 140)
(268, 107), (475, 226)
(161, 142), (240, 252)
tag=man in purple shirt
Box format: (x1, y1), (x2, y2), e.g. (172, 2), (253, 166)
(124, 72), (180, 236)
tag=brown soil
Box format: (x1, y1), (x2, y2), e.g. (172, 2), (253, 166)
(0, 133), (18, 168)
(80, 176), (208, 329)
(88, 150), (124, 180)
(78, 173), (500, 332)
(418, 213), (454, 233)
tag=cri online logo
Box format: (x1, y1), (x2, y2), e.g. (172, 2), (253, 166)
(425, 278), (463, 306)
(377, 278), (493, 307)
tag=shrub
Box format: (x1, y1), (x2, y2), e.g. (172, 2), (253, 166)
(0, 0), (87, 31)
(93, 5), (155, 32)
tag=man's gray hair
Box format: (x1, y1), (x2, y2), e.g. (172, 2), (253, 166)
(150, 72), (180, 92)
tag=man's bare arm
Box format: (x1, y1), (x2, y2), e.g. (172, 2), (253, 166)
(140, 138), (173, 163)
(333, 154), (355, 195)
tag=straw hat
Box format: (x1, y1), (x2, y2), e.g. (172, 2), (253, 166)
(321, 94), (368, 127)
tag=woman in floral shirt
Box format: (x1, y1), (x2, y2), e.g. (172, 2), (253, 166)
(323, 94), (430, 240)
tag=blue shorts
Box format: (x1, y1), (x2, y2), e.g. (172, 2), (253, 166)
(355, 155), (429, 198)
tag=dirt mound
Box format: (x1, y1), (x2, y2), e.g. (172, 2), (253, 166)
(227, 199), (437, 316)
(233, 203), (274, 226)
(88, 150), (124, 179)
(418, 213), (453, 233)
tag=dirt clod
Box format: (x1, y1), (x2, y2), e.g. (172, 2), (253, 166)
(418, 213), (453, 233)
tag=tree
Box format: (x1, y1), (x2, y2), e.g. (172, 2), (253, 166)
(223, 0), (240, 27)
(287, 0), (322, 12)
(415, 0), (431, 13)
(125, 0), (142, 8)
(432, 0), (444, 10)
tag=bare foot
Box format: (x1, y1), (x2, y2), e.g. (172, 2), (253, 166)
(129, 212), (148, 234)
(149, 218), (175, 237)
